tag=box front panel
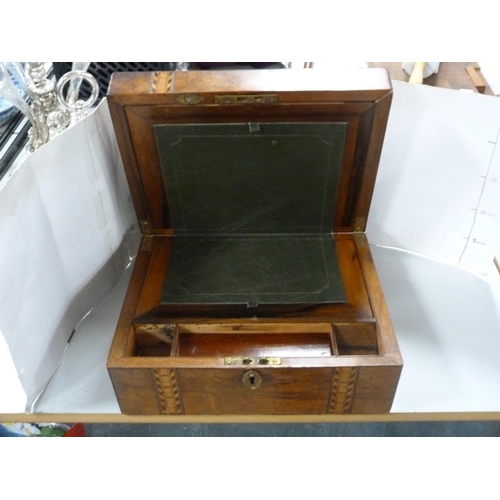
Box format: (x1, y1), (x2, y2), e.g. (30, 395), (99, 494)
(176, 367), (334, 415)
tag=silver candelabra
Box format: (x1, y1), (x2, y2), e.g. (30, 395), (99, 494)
(0, 62), (99, 152)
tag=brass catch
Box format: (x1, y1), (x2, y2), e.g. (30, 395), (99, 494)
(216, 94), (277, 104)
(224, 357), (281, 366)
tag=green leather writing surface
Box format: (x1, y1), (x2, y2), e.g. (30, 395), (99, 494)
(154, 122), (347, 306)
(161, 235), (345, 305)
(154, 123), (346, 234)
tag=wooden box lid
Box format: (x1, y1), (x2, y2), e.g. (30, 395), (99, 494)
(107, 68), (392, 236)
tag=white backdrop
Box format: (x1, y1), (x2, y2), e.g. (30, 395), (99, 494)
(0, 100), (137, 410)
(367, 81), (500, 275)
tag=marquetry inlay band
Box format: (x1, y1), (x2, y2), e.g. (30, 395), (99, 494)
(149, 71), (159, 94)
(329, 367), (359, 414)
(153, 368), (183, 415)
(166, 72), (174, 92)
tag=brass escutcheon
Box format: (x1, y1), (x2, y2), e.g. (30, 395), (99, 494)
(242, 370), (263, 390)
(176, 94), (205, 105)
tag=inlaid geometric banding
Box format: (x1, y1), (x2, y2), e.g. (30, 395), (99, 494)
(153, 368), (183, 414)
(329, 367), (359, 414)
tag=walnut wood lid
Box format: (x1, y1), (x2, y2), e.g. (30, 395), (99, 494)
(107, 68), (392, 235)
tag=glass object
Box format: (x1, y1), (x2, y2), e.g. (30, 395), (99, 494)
(0, 63), (49, 151)
(26, 62), (70, 136)
(66, 62), (91, 105)
(56, 70), (99, 124)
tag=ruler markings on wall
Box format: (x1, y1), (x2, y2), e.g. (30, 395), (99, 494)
(459, 124), (500, 270)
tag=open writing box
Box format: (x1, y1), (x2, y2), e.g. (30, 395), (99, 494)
(106, 69), (402, 415)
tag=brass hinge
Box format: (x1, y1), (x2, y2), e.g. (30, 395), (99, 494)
(354, 217), (366, 233)
(353, 232), (367, 248)
(140, 220), (153, 235)
(140, 236), (154, 252)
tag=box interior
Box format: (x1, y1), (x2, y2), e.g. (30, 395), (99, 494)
(175, 332), (334, 358)
(135, 323), (337, 358)
(133, 321), (380, 358)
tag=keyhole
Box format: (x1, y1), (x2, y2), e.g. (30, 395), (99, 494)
(242, 370), (262, 389)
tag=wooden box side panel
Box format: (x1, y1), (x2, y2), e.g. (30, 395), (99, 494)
(351, 365), (402, 413)
(355, 92), (392, 229)
(107, 238), (153, 362)
(355, 235), (402, 358)
(109, 368), (161, 415)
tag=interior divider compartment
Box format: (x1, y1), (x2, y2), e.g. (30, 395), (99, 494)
(334, 321), (379, 355)
(133, 320), (379, 358)
(172, 323), (337, 359)
(134, 322), (337, 358)
(134, 324), (176, 357)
